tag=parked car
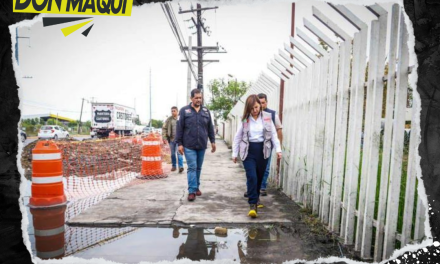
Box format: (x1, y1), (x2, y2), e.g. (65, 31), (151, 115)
(132, 125), (145, 135)
(90, 129), (97, 138)
(38, 125), (69, 140)
(142, 126), (153, 134)
(20, 129), (27, 143)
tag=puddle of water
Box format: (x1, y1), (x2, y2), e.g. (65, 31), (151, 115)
(24, 201), (308, 263)
(62, 226), (305, 263)
(22, 180), (309, 263)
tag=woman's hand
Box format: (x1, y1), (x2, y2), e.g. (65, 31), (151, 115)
(232, 157), (237, 163)
(277, 152), (282, 160)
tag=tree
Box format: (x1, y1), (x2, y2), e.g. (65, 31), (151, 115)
(47, 118), (55, 125)
(134, 115), (141, 125)
(150, 119), (163, 129)
(68, 120), (78, 128)
(206, 78), (250, 121)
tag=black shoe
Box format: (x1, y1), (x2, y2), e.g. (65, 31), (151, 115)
(179, 168), (184, 173)
(244, 191), (248, 198)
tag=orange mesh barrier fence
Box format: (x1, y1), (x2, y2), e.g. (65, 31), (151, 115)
(47, 135), (172, 200)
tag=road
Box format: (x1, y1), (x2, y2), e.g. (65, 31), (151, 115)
(22, 135), (92, 147)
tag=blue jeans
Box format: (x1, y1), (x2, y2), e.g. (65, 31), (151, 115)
(184, 148), (206, 194)
(261, 152), (272, 190)
(170, 141), (183, 168)
(243, 142), (268, 205)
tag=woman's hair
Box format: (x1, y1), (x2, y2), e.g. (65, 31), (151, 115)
(242, 94), (261, 121)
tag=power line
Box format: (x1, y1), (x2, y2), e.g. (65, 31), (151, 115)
(177, 3), (225, 93)
(22, 101), (83, 113)
(161, 3), (198, 81)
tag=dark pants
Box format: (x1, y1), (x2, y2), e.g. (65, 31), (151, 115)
(242, 142), (268, 205)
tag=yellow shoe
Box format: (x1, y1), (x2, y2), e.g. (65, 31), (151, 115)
(248, 204), (258, 218)
(248, 228), (258, 239)
(257, 202), (264, 208)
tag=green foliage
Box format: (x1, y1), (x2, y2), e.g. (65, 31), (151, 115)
(68, 120), (78, 128)
(206, 78), (250, 120)
(134, 116), (142, 125)
(47, 118), (56, 125)
(150, 119), (163, 129)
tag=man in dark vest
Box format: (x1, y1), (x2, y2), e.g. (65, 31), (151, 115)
(244, 93), (283, 198)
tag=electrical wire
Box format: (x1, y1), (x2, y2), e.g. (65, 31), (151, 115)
(161, 3), (198, 81)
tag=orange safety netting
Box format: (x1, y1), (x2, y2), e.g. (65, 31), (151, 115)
(52, 134), (172, 200)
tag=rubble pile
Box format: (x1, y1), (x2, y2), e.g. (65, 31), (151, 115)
(57, 140), (143, 177)
(21, 137), (172, 181)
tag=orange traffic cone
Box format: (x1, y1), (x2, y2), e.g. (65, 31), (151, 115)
(31, 205), (66, 259)
(29, 141), (67, 208)
(140, 133), (163, 178)
(109, 131), (116, 139)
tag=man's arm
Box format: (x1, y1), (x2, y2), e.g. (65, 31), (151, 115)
(162, 117), (169, 140)
(175, 109), (185, 146)
(207, 110), (215, 144)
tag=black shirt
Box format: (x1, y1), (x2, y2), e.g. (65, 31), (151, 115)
(175, 103), (215, 150)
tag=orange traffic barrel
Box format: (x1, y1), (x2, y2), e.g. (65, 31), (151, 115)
(31, 205), (66, 259)
(109, 131), (116, 139)
(29, 141), (67, 208)
(140, 133), (163, 177)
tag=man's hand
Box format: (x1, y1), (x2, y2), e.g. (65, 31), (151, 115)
(178, 145), (184, 155)
(211, 143), (216, 153)
(232, 157), (237, 163)
(277, 152), (282, 160)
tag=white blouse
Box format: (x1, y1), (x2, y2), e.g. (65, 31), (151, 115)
(232, 113), (282, 158)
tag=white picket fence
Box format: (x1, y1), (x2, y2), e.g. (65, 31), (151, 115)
(219, 3), (426, 262)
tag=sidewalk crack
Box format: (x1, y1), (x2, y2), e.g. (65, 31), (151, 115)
(171, 188), (186, 222)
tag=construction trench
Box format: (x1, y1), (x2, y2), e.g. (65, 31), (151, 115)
(22, 136), (353, 263)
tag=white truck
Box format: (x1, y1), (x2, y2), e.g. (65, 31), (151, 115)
(90, 103), (136, 138)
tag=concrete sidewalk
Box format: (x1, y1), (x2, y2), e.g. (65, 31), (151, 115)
(68, 138), (291, 227)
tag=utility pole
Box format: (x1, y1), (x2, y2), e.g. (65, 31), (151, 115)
(196, 3), (203, 91)
(187, 36), (192, 104)
(149, 68), (152, 130)
(78, 98), (85, 134)
(178, 3), (226, 103)
(15, 27), (30, 66)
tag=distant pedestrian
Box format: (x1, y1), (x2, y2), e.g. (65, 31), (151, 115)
(232, 94), (282, 218)
(162, 106), (184, 173)
(176, 89), (216, 201)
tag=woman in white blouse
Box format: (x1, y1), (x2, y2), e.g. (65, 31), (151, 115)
(232, 94), (282, 218)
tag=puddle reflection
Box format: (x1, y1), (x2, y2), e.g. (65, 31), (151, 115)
(26, 196), (306, 263)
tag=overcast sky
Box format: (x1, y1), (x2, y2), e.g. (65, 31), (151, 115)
(15, 0), (399, 124)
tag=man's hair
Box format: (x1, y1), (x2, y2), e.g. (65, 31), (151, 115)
(257, 93), (267, 101)
(191, 89), (202, 98)
(171, 106), (178, 111)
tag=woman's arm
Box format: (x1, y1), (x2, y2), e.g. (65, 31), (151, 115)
(270, 121), (282, 153)
(232, 124), (243, 158)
